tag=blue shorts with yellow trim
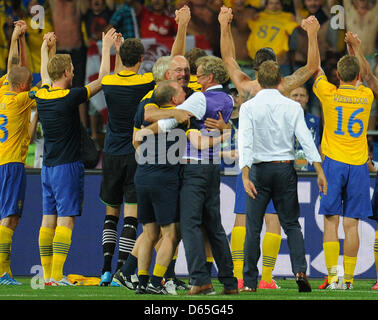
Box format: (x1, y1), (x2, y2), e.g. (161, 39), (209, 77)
(319, 156), (372, 219)
(41, 160), (84, 217)
(234, 171), (276, 214)
(0, 163), (26, 219)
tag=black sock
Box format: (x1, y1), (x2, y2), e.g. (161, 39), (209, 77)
(164, 258), (177, 280)
(102, 215), (119, 274)
(117, 216), (138, 271)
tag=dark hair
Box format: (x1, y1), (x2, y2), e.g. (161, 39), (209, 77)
(253, 47), (277, 71)
(119, 38), (145, 67)
(185, 47), (207, 75)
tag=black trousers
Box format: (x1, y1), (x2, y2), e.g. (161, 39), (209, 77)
(179, 163), (237, 289)
(243, 162), (307, 289)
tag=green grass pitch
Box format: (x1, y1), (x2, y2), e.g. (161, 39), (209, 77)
(0, 277), (378, 300)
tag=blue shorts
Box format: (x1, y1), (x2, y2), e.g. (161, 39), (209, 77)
(41, 161), (84, 217)
(369, 173), (378, 221)
(319, 156), (372, 219)
(0, 163), (26, 219)
(234, 171), (276, 214)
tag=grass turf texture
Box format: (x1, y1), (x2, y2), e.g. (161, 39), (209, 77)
(0, 277), (378, 300)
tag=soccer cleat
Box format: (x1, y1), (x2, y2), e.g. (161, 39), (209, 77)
(371, 282), (378, 290)
(342, 282), (353, 290)
(326, 281), (338, 290)
(237, 278), (244, 289)
(0, 273), (22, 286)
(164, 280), (178, 295)
(49, 276), (75, 286)
(318, 276), (329, 289)
(146, 283), (169, 295)
(135, 284), (147, 294)
(173, 277), (189, 290)
(112, 270), (138, 290)
(258, 279), (280, 289)
(99, 271), (112, 287)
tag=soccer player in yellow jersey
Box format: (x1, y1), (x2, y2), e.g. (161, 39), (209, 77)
(344, 31), (378, 290)
(313, 55), (374, 290)
(0, 20), (36, 286)
(246, 0), (298, 76)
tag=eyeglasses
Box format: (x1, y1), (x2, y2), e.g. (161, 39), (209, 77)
(197, 73), (208, 79)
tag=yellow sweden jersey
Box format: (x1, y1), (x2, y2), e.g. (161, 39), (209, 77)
(188, 75), (202, 92)
(0, 89), (37, 165)
(247, 10), (298, 59)
(313, 75), (374, 165)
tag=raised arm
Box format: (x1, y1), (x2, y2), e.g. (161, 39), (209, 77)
(345, 31), (378, 97)
(15, 20), (29, 68)
(40, 32), (56, 85)
(7, 23), (23, 73)
(280, 16), (320, 95)
(170, 5), (191, 56)
(218, 6), (255, 101)
(113, 32), (123, 74)
(86, 28), (116, 97)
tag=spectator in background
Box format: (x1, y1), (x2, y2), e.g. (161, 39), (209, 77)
(289, 85), (322, 172)
(49, 0), (88, 127)
(24, 0), (54, 85)
(138, 0), (178, 50)
(0, 3), (9, 75)
(292, 0), (336, 70)
(82, 0), (114, 141)
(246, 0), (299, 77)
(82, 0), (114, 45)
(176, 0), (223, 56)
(108, 0), (139, 39)
(343, 0), (378, 71)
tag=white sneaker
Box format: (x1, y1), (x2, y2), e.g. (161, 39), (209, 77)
(50, 276), (75, 286)
(342, 282), (353, 290)
(164, 280), (178, 295)
(327, 281), (338, 290)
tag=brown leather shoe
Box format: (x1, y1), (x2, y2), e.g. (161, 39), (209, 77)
(296, 272), (312, 292)
(221, 288), (238, 295)
(188, 283), (216, 295)
(239, 286), (256, 292)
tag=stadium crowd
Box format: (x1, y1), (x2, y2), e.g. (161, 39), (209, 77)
(0, 0), (377, 295)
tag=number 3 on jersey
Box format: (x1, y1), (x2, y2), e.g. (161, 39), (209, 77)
(0, 114), (8, 143)
(334, 106), (364, 138)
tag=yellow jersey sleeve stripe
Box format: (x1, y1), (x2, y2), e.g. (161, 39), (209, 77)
(186, 129), (200, 136)
(133, 126), (140, 131)
(85, 85), (91, 99)
(144, 103), (159, 109)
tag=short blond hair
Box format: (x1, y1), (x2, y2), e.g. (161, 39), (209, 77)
(196, 56), (229, 84)
(257, 60), (281, 88)
(8, 66), (31, 89)
(47, 54), (72, 82)
(337, 55), (360, 82)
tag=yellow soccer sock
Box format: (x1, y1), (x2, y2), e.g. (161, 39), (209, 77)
(343, 255), (357, 284)
(230, 226), (246, 280)
(153, 264), (167, 278)
(323, 241), (340, 283)
(51, 226), (72, 281)
(0, 225), (14, 277)
(38, 227), (55, 281)
(375, 231), (378, 282)
(261, 232), (282, 283)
